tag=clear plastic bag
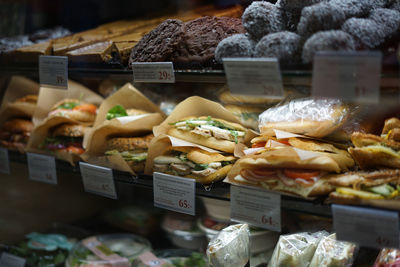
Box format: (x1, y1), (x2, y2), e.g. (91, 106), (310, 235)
(309, 233), (357, 267)
(268, 231), (328, 267)
(206, 224), (250, 267)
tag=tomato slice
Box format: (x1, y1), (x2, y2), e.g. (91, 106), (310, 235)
(277, 139), (290, 146)
(252, 142), (266, 148)
(73, 104), (97, 114)
(66, 146), (85, 155)
(283, 169), (320, 180)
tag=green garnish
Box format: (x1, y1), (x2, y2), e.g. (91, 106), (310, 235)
(194, 163), (208, 171)
(221, 161), (234, 166)
(230, 130), (239, 144)
(106, 104), (128, 120)
(57, 102), (79, 110)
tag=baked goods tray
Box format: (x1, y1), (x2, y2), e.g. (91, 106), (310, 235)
(8, 150), (332, 217)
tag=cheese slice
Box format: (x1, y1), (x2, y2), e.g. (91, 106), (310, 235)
(336, 187), (384, 200)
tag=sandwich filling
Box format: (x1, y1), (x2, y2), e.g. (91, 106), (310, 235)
(49, 101), (97, 117)
(105, 149), (148, 163)
(41, 136), (84, 155)
(154, 150), (235, 177)
(170, 116), (245, 143)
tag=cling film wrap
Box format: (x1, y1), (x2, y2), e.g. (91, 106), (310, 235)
(309, 233), (357, 267)
(258, 98), (350, 138)
(206, 224), (250, 267)
(268, 231), (329, 267)
(374, 248), (400, 267)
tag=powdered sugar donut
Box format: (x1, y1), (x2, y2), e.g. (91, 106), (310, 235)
(215, 34), (254, 63)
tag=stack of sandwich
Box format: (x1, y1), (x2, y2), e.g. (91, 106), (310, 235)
(227, 98), (355, 198)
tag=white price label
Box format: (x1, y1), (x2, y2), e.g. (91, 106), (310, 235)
(39, 55), (68, 89)
(79, 162), (117, 199)
(0, 148), (10, 174)
(0, 252), (25, 267)
(132, 62), (175, 83)
(153, 172), (195, 215)
(27, 153), (57, 184)
(333, 204), (399, 249)
(230, 185), (281, 232)
(223, 58), (284, 97)
(312, 51), (381, 103)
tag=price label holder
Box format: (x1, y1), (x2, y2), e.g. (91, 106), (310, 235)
(27, 153), (57, 184)
(153, 172), (195, 216)
(332, 204), (399, 249)
(230, 185), (281, 232)
(79, 162), (117, 199)
(0, 148), (10, 174)
(223, 57), (284, 97)
(132, 62), (175, 83)
(39, 55), (68, 89)
(0, 252), (26, 267)
(312, 51), (381, 104)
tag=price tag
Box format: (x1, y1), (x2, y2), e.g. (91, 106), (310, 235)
(0, 252), (25, 267)
(132, 62), (175, 83)
(230, 185), (281, 232)
(223, 57), (284, 97)
(312, 51), (381, 103)
(79, 162), (117, 199)
(333, 204), (399, 249)
(153, 172), (195, 215)
(27, 153), (57, 184)
(0, 148), (10, 174)
(39, 55), (68, 89)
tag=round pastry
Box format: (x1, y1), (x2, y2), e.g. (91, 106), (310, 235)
(2, 118), (33, 133)
(329, 0), (386, 18)
(279, 9), (301, 32)
(391, 0), (400, 12)
(52, 124), (88, 137)
(342, 18), (386, 49)
(215, 34), (254, 63)
(0, 118), (33, 150)
(242, 1), (284, 41)
(297, 3), (346, 39)
(129, 19), (185, 63)
(106, 133), (154, 151)
(369, 8), (400, 36)
(275, 0), (324, 13)
(49, 99), (97, 123)
(254, 31), (302, 63)
(302, 30), (356, 64)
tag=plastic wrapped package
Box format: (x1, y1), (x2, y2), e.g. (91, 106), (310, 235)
(374, 248), (400, 267)
(309, 233), (357, 267)
(258, 98), (349, 138)
(268, 231), (328, 267)
(207, 224), (250, 267)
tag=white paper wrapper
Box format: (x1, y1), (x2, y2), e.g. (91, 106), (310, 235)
(207, 224), (250, 267)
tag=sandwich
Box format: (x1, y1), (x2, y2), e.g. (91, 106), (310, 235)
(0, 118), (33, 150)
(153, 146), (236, 184)
(48, 99), (97, 123)
(41, 124), (87, 155)
(167, 116), (247, 153)
(106, 104), (148, 120)
(258, 98), (349, 138)
(15, 94), (38, 104)
(104, 133), (154, 172)
(224, 104), (264, 131)
(227, 138), (354, 198)
(328, 169), (400, 203)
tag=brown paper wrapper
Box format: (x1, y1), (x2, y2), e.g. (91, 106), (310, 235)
(81, 113), (164, 174)
(32, 80), (104, 126)
(153, 96), (256, 143)
(93, 83), (166, 128)
(26, 116), (89, 166)
(0, 76), (40, 124)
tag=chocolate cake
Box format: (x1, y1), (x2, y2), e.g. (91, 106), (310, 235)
(171, 16), (245, 66)
(129, 19), (185, 64)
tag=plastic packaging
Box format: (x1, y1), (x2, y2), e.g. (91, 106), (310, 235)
(309, 233), (357, 267)
(268, 231), (328, 267)
(132, 249), (208, 267)
(258, 98), (349, 138)
(374, 248), (400, 267)
(206, 224), (250, 267)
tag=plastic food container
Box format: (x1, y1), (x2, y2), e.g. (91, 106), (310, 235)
(161, 212), (206, 251)
(132, 249), (209, 267)
(200, 197), (230, 222)
(66, 233), (151, 267)
(198, 217), (279, 254)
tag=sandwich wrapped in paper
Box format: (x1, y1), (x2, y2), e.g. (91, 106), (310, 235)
(224, 104), (265, 131)
(309, 233), (357, 267)
(374, 248), (400, 267)
(153, 96), (256, 154)
(258, 98), (349, 138)
(145, 134), (237, 184)
(268, 231), (328, 267)
(207, 224), (250, 267)
(226, 137), (354, 198)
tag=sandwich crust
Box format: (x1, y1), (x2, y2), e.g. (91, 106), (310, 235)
(106, 133), (154, 151)
(348, 147), (400, 169)
(327, 169), (400, 187)
(2, 119), (33, 133)
(185, 164), (232, 184)
(382, 117), (400, 135)
(351, 132), (400, 150)
(15, 94), (38, 104)
(52, 124), (88, 137)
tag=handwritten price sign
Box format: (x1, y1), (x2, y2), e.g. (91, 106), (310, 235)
(132, 62), (175, 83)
(79, 162), (117, 199)
(333, 204), (399, 249)
(39, 56), (68, 89)
(27, 153), (57, 184)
